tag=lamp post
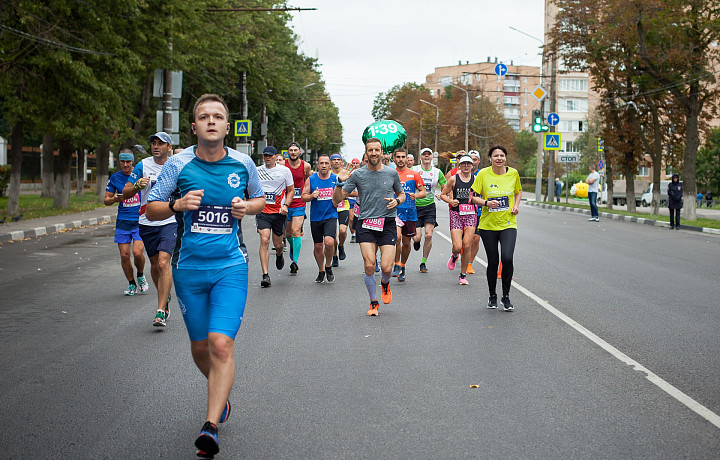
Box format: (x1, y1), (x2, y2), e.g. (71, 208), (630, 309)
(420, 99), (439, 155)
(449, 84), (469, 152)
(406, 108), (422, 155)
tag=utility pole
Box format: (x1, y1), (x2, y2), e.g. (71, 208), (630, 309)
(163, 41), (173, 137)
(546, 51), (558, 202)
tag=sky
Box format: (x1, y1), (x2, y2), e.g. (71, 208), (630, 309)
(289, 0), (546, 160)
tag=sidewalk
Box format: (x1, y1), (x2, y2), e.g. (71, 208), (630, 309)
(0, 206), (117, 243)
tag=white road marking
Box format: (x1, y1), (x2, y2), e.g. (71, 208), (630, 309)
(435, 229), (720, 429)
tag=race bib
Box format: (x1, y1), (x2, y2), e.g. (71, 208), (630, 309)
(123, 193), (140, 206)
(191, 205), (233, 234)
(488, 196), (510, 213)
(337, 200), (346, 211)
(395, 216), (404, 227)
(264, 192), (276, 203)
(316, 187), (333, 201)
(294, 187), (302, 199)
(459, 203), (475, 216)
(353, 203), (360, 217)
(362, 217), (385, 231)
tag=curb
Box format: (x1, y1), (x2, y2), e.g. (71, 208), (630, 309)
(0, 214), (117, 243)
(527, 202), (720, 236)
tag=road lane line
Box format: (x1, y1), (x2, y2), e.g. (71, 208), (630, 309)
(435, 229), (720, 429)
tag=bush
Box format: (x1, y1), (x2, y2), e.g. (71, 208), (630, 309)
(0, 165), (10, 197)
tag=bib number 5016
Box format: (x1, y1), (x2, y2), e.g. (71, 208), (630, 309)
(191, 205), (233, 234)
(197, 210), (230, 224)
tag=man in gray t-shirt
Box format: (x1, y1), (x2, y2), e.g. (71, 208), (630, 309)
(586, 164), (600, 221)
(333, 138), (405, 317)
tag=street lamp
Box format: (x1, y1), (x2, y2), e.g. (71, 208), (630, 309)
(449, 84), (469, 152)
(406, 108), (422, 155)
(420, 99), (439, 155)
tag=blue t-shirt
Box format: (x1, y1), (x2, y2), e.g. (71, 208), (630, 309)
(148, 146), (263, 270)
(309, 172), (339, 222)
(106, 171), (141, 224)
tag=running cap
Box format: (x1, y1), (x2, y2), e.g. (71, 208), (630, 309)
(458, 155), (473, 164)
(118, 152), (134, 162)
(351, 158), (361, 164)
(330, 154), (343, 160)
(263, 146), (278, 156)
(407, 154), (414, 160)
(148, 131), (173, 145)
(468, 150), (480, 158)
(420, 148), (433, 155)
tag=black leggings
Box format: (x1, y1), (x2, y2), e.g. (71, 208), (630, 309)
(479, 228), (517, 297)
(669, 208), (680, 227)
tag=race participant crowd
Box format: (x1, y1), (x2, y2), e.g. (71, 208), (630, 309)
(104, 94), (521, 458)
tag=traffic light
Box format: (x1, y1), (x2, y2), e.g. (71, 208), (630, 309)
(532, 109), (549, 133)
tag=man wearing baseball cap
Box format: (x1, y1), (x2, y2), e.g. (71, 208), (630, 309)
(122, 131), (177, 327)
(105, 149), (148, 296)
(256, 146), (294, 287)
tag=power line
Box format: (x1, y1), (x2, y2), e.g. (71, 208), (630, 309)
(0, 24), (115, 56)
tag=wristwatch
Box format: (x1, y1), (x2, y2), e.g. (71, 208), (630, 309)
(168, 196), (177, 212)
(336, 181), (346, 187)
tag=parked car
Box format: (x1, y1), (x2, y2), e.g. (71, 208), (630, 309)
(641, 181), (670, 207)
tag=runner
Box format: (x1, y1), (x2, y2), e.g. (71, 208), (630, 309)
(348, 157), (361, 243)
(105, 150), (148, 296)
(123, 131), (177, 327)
(333, 138), (405, 316)
(302, 154), (338, 283)
(146, 94), (265, 459)
(284, 142), (312, 274)
(406, 153), (415, 168)
(256, 146), (294, 287)
(467, 150), (482, 275)
(412, 148), (446, 273)
(330, 154), (350, 266)
(440, 155), (478, 285)
(390, 148), (426, 282)
(470, 145), (522, 310)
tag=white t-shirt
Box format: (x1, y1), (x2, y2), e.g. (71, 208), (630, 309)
(587, 171), (600, 193)
(128, 157), (177, 226)
(256, 164), (293, 213)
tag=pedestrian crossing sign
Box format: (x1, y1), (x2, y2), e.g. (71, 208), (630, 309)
(544, 133), (561, 150)
(234, 120), (251, 137)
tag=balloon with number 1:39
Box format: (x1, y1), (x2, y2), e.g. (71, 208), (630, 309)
(362, 120), (406, 154)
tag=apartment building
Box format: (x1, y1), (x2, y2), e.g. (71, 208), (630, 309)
(424, 58), (542, 132)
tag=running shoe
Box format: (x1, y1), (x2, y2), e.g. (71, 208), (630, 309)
(326, 267), (335, 283)
(447, 254), (458, 270)
(398, 266), (406, 282)
(367, 300), (379, 316)
(153, 309), (167, 327)
(458, 274), (469, 285)
(588, 217), (596, 221)
(276, 253), (285, 270)
(466, 264), (475, 274)
(138, 275), (149, 293)
(501, 296), (514, 311)
(165, 295), (170, 320)
(391, 264), (400, 277)
(315, 271), (325, 283)
(290, 261), (298, 275)
(195, 421), (219, 459)
(338, 245), (346, 260)
(381, 281), (392, 304)
(350, 235), (356, 243)
(124, 283), (137, 296)
(487, 295), (498, 309)
(219, 401), (231, 424)
(413, 240), (421, 251)
(419, 262), (428, 273)
(261, 274), (271, 288)
(375, 258), (380, 273)
(332, 255), (339, 268)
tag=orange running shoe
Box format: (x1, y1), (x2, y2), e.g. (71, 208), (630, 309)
(381, 281), (392, 304)
(367, 301), (379, 316)
(467, 263), (475, 274)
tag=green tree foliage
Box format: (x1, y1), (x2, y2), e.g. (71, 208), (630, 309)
(697, 128), (720, 196)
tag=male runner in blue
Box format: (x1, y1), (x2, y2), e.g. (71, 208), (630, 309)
(302, 154), (338, 283)
(146, 94), (264, 459)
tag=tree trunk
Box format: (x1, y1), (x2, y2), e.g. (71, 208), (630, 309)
(41, 133), (55, 198)
(133, 69), (154, 138)
(54, 139), (73, 208)
(682, 90), (700, 221)
(606, 162), (614, 209)
(624, 156), (636, 212)
(76, 149), (85, 197)
(96, 140), (110, 203)
(649, 103), (663, 215)
(5, 121), (23, 216)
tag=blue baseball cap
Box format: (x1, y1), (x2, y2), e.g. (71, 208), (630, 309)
(118, 152), (134, 162)
(330, 154), (343, 160)
(263, 146), (278, 155)
(148, 131), (173, 145)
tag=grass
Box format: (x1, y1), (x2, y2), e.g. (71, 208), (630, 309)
(537, 201), (720, 230)
(0, 193), (110, 221)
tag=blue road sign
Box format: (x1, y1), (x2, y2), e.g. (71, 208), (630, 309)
(547, 112), (560, 126)
(494, 63), (508, 77)
(543, 133), (561, 150)
(598, 160), (604, 170)
(234, 120), (251, 137)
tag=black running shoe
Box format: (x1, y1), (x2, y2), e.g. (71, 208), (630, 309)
(501, 296), (514, 311)
(290, 261), (298, 274)
(419, 262), (428, 273)
(325, 266), (335, 283)
(261, 274), (271, 288)
(398, 266), (406, 282)
(487, 295), (498, 309)
(275, 252), (285, 270)
(413, 240), (421, 251)
(350, 235), (356, 243)
(195, 421), (219, 458)
(315, 271), (325, 283)
(332, 255), (339, 267)
(338, 245), (346, 260)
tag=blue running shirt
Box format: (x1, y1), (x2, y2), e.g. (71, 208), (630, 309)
(309, 172), (339, 222)
(106, 171), (141, 222)
(148, 146), (263, 269)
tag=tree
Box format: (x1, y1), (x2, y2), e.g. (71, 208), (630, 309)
(697, 128), (720, 197)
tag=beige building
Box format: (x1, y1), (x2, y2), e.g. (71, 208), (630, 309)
(424, 59), (542, 132)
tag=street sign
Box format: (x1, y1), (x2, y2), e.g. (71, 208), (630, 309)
(558, 153), (579, 163)
(282, 149), (289, 159)
(547, 112), (560, 126)
(494, 63), (508, 77)
(543, 133), (561, 150)
(598, 137), (604, 152)
(598, 160), (604, 170)
(531, 85), (547, 102)
(234, 120), (251, 137)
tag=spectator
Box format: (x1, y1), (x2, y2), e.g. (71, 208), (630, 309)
(706, 191), (713, 208)
(697, 192), (703, 208)
(667, 173), (683, 230)
(555, 178), (562, 202)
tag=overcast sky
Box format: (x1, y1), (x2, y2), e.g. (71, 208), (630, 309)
(289, 0), (545, 159)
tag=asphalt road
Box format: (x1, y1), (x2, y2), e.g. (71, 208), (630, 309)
(1, 204), (719, 459)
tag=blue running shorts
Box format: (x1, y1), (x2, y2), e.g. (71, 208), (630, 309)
(114, 227), (142, 244)
(286, 206), (306, 221)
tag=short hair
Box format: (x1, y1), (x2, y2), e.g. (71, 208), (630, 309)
(193, 94), (229, 121)
(317, 154), (330, 161)
(394, 147), (407, 157)
(365, 137), (382, 149)
(288, 142), (302, 149)
(487, 145), (508, 157)
(119, 148), (132, 154)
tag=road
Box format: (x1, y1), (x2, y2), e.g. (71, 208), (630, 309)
(1, 204), (719, 459)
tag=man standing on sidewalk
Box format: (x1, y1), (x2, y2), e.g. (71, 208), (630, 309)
(586, 164), (600, 222)
(123, 131), (177, 327)
(105, 150), (148, 296)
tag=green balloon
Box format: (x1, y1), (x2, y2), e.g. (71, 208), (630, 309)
(362, 120), (407, 154)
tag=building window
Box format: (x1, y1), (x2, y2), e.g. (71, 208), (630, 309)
(523, 110), (527, 117)
(559, 78), (588, 92)
(429, 89), (434, 96)
(564, 141), (579, 152)
(524, 121), (530, 128)
(504, 96), (520, 105)
(524, 98), (527, 105)
(524, 76), (528, 83)
(560, 98), (588, 112)
(460, 73), (472, 85)
(558, 120), (587, 132)
(638, 166), (650, 177)
(439, 76), (452, 87)
(497, 86), (500, 92)
(524, 88), (529, 93)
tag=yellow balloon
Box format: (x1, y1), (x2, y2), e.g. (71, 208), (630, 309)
(575, 182), (589, 198)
